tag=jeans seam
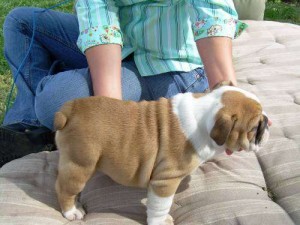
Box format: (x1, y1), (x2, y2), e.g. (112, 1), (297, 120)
(170, 72), (184, 93)
(185, 71), (200, 91)
(8, 13), (82, 54)
(141, 76), (155, 100)
(25, 34), (33, 94)
(36, 28), (81, 54)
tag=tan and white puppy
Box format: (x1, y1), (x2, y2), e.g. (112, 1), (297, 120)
(54, 86), (269, 225)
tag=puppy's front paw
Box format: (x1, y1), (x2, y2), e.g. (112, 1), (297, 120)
(63, 205), (86, 221)
(148, 214), (174, 225)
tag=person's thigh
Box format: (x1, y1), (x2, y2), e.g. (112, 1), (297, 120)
(35, 61), (150, 130)
(31, 7), (87, 69)
(4, 7), (87, 81)
(143, 67), (209, 100)
(15, 7), (86, 68)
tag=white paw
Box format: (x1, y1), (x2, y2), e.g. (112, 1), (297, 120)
(148, 214), (174, 225)
(163, 215), (174, 225)
(63, 205), (86, 221)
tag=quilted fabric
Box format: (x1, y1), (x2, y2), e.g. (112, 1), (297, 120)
(1, 20), (300, 225)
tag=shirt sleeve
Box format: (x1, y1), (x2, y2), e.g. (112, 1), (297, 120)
(188, 0), (248, 41)
(76, 0), (123, 53)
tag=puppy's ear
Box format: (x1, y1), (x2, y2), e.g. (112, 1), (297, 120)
(210, 113), (237, 146)
(255, 115), (268, 145)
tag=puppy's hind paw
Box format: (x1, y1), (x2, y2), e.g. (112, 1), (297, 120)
(63, 205), (86, 221)
(148, 214), (174, 225)
(164, 214), (174, 225)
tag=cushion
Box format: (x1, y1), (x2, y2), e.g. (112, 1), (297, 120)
(1, 20), (300, 225)
(233, 0), (266, 20)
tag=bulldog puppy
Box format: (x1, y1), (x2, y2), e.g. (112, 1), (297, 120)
(54, 86), (269, 225)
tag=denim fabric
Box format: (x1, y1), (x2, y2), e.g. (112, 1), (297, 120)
(3, 7), (87, 127)
(3, 7), (209, 131)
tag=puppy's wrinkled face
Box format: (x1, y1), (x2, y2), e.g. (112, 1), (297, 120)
(210, 90), (269, 154)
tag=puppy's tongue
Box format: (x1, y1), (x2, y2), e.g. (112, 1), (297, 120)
(226, 149), (233, 155)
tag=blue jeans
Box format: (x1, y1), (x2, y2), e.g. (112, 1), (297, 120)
(3, 7), (209, 131)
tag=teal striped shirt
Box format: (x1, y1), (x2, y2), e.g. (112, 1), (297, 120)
(76, 0), (247, 76)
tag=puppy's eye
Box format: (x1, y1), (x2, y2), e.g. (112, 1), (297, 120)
(250, 126), (258, 133)
(248, 127), (258, 140)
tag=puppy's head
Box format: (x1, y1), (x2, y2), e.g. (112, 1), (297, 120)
(209, 86), (270, 155)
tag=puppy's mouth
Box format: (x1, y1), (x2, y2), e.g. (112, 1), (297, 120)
(225, 149), (233, 155)
(225, 148), (243, 156)
(225, 124), (270, 156)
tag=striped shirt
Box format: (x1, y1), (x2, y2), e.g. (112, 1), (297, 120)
(76, 0), (247, 76)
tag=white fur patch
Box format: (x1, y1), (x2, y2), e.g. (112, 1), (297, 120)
(147, 188), (174, 225)
(63, 205), (85, 221)
(171, 92), (224, 162)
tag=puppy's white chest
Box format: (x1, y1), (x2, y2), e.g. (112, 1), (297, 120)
(171, 93), (221, 162)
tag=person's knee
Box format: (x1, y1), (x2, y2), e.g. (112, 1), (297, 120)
(4, 7), (33, 30)
(35, 69), (92, 130)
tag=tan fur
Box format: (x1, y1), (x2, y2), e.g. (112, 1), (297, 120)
(55, 96), (200, 212)
(210, 91), (263, 151)
(192, 93), (207, 99)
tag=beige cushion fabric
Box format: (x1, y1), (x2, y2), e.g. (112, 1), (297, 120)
(1, 20), (300, 224)
(233, 20), (300, 224)
(233, 0), (266, 20)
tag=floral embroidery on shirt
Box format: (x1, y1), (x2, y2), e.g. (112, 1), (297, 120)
(192, 17), (247, 41)
(207, 25), (222, 36)
(80, 29), (89, 35)
(235, 22), (248, 38)
(91, 27), (98, 32)
(85, 39), (98, 45)
(194, 29), (205, 37)
(224, 18), (236, 26)
(194, 19), (207, 29)
(77, 25), (123, 52)
(103, 25), (122, 39)
(100, 34), (110, 43)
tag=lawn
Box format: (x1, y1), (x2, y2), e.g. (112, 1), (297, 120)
(265, 0), (300, 25)
(0, 0), (299, 123)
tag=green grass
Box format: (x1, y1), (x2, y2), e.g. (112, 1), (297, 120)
(0, 0), (299, 123)
(265, 0), (300, 24)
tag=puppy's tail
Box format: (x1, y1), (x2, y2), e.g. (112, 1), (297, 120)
(54, 101), (74, 131)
